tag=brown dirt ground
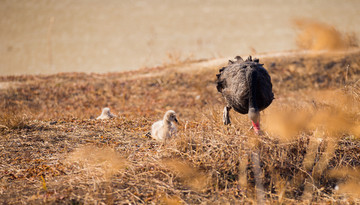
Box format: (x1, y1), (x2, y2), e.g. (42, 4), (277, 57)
(1, 50), (360, 204)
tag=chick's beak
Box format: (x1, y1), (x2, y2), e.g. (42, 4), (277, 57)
(174, 117), (179, 124)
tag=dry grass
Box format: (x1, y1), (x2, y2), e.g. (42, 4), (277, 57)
(1, 51), (360, 204)
(293, 18), (359, 51)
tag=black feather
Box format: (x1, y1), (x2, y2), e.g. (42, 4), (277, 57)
(235, 56), (243, 61)
(216, 80), (226, 92)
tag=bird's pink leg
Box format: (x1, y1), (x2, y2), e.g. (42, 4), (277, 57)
(252, 121), (260, 134)
(249, 108), (261, 134)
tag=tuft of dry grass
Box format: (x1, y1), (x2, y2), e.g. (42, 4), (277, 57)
(0, 111), (31, 130)
(293, 18), (359, 51)
(66, 145), (127, 180)
(161, 158), (209, 192)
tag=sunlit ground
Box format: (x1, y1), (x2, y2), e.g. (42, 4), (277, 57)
(1, 49), (359, 203)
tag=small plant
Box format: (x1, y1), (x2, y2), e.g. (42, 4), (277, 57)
(0, 111), (31, 130)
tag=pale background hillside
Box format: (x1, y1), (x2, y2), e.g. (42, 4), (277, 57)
(1, 0), (359, 75)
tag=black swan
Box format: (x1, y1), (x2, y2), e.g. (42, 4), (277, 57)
(216, 56), (274, 134)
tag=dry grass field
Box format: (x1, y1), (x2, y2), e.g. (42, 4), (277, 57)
(1, 50), (360, 204)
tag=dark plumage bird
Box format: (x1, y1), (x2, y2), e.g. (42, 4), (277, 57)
(216, 56), (274, 134)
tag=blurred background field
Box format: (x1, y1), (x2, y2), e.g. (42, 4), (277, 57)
(1, 0), (360, 75)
